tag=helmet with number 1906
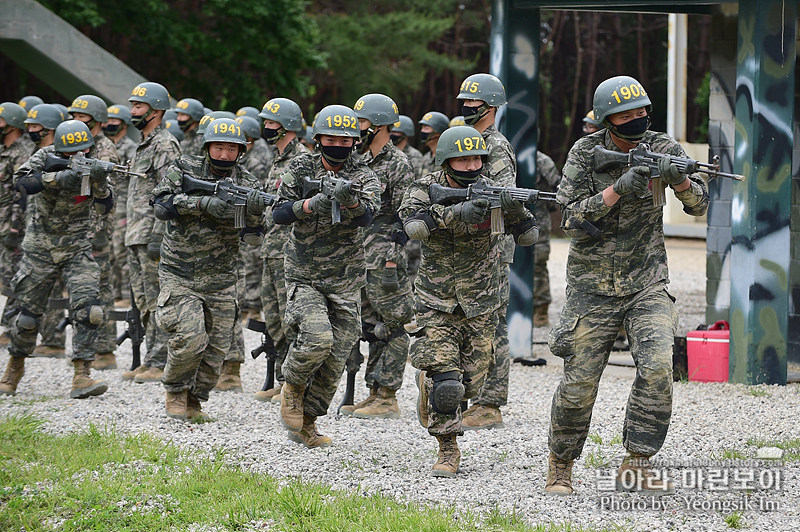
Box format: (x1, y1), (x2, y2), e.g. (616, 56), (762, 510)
(128, 81), (171, 110)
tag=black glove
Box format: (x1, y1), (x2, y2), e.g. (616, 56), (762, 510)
(91, 229), (108, 251)
(246, 189), (267, 216)
(612, 166), (650, 196)
(56, 169), (82, 190)
(198, 196), (234, 220)
(307, 192), (332, 216)
(89, 160), (109, 187)
(381, 266), (400, 291)
(2, 230), (21, 250)
(451, 198), (490, 224)
(333, 179), (357, 207)
(500, 190), (525, 216)
(657, 156), (686, 186)
(147, 236), (162, 261)
(390, 230), (409, 247)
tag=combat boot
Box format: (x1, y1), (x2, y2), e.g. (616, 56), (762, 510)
(415, 370), (429, 428)
(616, 453), (675, 495)
(545, 452), (574, 496)
(353, 386), (400, 419)
(0, 356), (25, 396)
(91, 352), (117, 370)
(31, 344), (66, 358)
(288, 414), (332, 448)
(70, 360), (108, 399)
(165, 391), (187, 420)
(134, 366), (164, 383)
(533, 304), (550, 327)
(121, 365), (148, 380)
(214, 361), (243, 393)
(186, 394), (211, 423)
(461, 404), (504, 430)
(339, 386), (377, 416)
(432, 435), (461, 478)
(254, 383), (282, 402)
(280, 382), (305, 433)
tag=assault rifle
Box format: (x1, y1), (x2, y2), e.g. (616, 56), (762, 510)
(181, 173), (278, 229)
(245, 318), (279, 392)
(592, 142), (745, 207)
(428, 179), (558, 234)
(108, 294), (145, 371)
(44, 152), (145, 196)
(301, 171), (362, 224)
(338, 342), (364, 414)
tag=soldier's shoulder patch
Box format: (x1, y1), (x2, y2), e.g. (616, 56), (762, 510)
(166, 169), (182, 185)
(491, 158), (510, 174)
(280, 169), (297, 187)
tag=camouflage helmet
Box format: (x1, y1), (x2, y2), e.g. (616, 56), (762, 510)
(24, 104), (65, 130)
(174, 98), (205, 121)
(128, 81), (170, 110)
(235, 115), (262, 139)
(68, 95), (108, 123)
(312, 105), (360, 138)
(236, 106), (261, 119)
(197, 111), (237, 136)
(593, 75), (652, 124)
(164, 120), (185, 141)
(449, 116), (466, 127)
(582, 109), (602, 127)
(353, 93), (399, 127)
(457, 73), (507, 106)
(0, 102), (29, 130)
(434, 125), (488, 166)
(53, 119), (95, 153)
(18, 95), (44, 110)
(258, 98), (304, 132)
(418, 111), (450, 134)
(203, 117), (247, 149)
(393, 115), (415, 137)
(107, 104), (132, 125)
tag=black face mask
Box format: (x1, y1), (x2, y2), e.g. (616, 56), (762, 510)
(390, 134), (404, 145)
(28, 130), (43, 144)
(177, 118), (193, 132)
(462, 103), (489, 126)
(0, 127), (8, 143)
(610, 115), (650, 142)
(261, 127), (282, 144)
(449, 166), (482, 187)
(130, 109), (154, 131)
(208, 156), (236, 175)
(102, 123), (120, 135)
(419, 131), (431, 143)
(320, 144), (352, 167)
(358, 128), (376, 153)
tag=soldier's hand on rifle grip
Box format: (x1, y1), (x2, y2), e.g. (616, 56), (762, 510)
(500, 190), (525, 216)
(658, 156), (685, 186)
(612, 166), (650, 196)
(451, 197), (490, 224)
(246, 189), (267, 216)
(333, 179), (357, 207)
(198, 196), (234, 220)
(308, 192), (332, 216)
(55, 168), (82, 190)
(89, 160), (109, 187)
(147, 234), (162, 261)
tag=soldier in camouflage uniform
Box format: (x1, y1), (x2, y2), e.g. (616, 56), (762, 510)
(152, 118), (264, 421)
(164, 120), (185, 142)
(272, 104), (380, 448)
(0, 102), (35, 345)
(341, 94), (415, 420)
(532, 150), (561, 327)
(399, 125), (538, 477)
(175, 98), (205, 156)
(104, 104), (138, 304)
(123, 82), (181, 383)
(417, 111), (449, 176)
(0, 120), (114, 398)
(253, 98), (309, 403)
(545, 76), (708, 496)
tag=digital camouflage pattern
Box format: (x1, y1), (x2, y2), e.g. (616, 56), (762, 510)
(418, 151), (436, 177)
(533, 150), (561, 307)
(242, 138), (274, 185)
(402, 144), (426, 180)
(111, 134), (137, 299)
(179, 128), (204, 157)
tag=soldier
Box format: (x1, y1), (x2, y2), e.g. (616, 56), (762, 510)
(582, 110), (602, 135)
(253, 98), (309, 403)
(390, 115), (425, 179)
(174, 98), (205, 156)
(545, 76), (709, 496)
(236, 106), (261, 119)
(152, 118), (265, 421)
(68, 94), (122, 370)
(123, 81), (181, 383)
(531, 151), (561, 328)
(17, 96), (44, 112)
(104, 104), (138, 305)
(399, 125), (538, 477)
(164, 120), (185, 142)
(341, 93), (414, 419)
(24, 104), (64, 149)
(0, 102), (35, 346)
(0, 120), (114, 397)
(417, 111), (449, 176)
(272, 104), (380, 447)
(449, 116), (466, 127)
(455, 73), (517, 431)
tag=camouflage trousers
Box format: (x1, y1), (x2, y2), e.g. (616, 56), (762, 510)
(0, 243), (22, 328)
(241, 243), (263, 312)
(38, 278), (66, 348)
(405, 239), (421, 285)
(111, 217), (130, 300)
(533, 232), (552, 307)
(224, 267), (245, 363)
(158, 271), (237, 402)
(260, 256), (290, 383)
(473, 267), (510, 407)
(548, 281), (678, 461)
(93, 245), (117, 354)
(282, 282), (361, 418)
(9, 245), (100, 361)
(362, 267), (414, 391)
(128, 244), (168, 368)
(411, 304), (497, 436)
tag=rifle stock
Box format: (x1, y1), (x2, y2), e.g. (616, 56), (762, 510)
(108, 292), (145, 371)
(245, 318), (279, 392)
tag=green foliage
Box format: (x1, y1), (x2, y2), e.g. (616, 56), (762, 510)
(693, 71), (710, 142)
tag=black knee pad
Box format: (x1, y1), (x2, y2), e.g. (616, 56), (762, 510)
(430, 370), (464, 414)
(73, 300), (105, 329)
(16, 308), (41, 332)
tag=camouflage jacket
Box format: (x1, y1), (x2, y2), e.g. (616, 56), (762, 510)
(260, 138), (310, 259)
(113, 134), (138, 222)
(402, 144), (426, 180)
(154, 155), (262, 291)
(534, 151), (562, 232)
(91, 133), (121, 242)
(558, 129), (709, 297)
(361, 141), (414, 269)
(242, 138), (274, 186)
(276, 151), (381, 293)
(419, 151), (436, 177)
(0, 135), (35, 235)
(482, 124), (517, 264)
(125, 124), (181, 246)
(398, 169), (534, 319)
(180, 127), (204, 157)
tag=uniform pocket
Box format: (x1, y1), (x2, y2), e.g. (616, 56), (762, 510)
(155, 289), (178, 332)
(548, 311), (580, 362)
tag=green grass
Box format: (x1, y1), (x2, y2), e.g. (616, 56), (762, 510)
(745, 436), (800, 461)
(746, 387), (770, 397)
(723, 511), (746, 529)
(712, 448), (748, 460)
(0, 413), (624, 532)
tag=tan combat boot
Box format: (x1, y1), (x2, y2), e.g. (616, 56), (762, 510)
(461, 404), (504, 430)
(133, 366), (164, 383)
(280, 382), (305, 432)
(165, 391), (187, 420)
(353, 386), (400, 419)
(533, 304), (550, 327)
(432, 435), (461, 478)
(91, 352), (117, 370)
(0, 356), (25, 396)
(288, 414), (332, 448)
(121, 365), (148, 380)
(339, 386), (377, 416)
(186, 394), (211, 423)
(545, 452), (574, 495)
(616, 453), (675, 495)
(70, 360), (108, 399)
(254, 383), (282, 402)
(31, 344), (66, 358)
(415, 370), (429, 428)
(213, 361), (243, 392)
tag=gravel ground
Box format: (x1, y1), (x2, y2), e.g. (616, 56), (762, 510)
(2, 237), (799, 531)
